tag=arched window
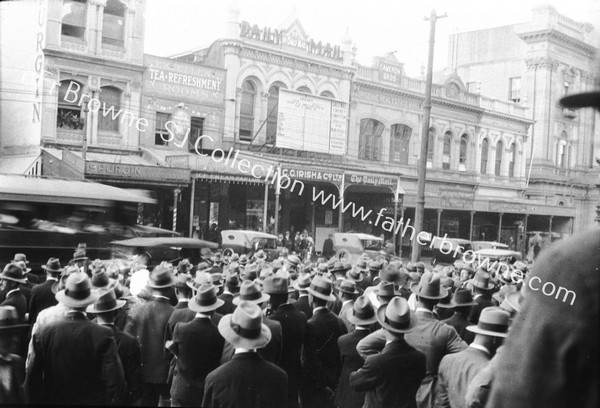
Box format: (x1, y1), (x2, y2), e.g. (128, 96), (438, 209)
(239, 80), (256, 142)
(459, 134), (468, 171)
(102, 0), (125, 47)
(442, 131), (452, 170)
(297, 86), (311, 94)
(98, 86), (121, 132)
(266, 83), (285, 144)
(557, 131), (569, 168)
(427, 128), (435, 168)
(480, 139), (489, 175)
(509, 143), (517, 178)
(57, 80), (85, 130)
(61, 0), (87, 39)
(320, 90), (335, 98)
(359, 119), (384, 160)
(390, 124), (412, 164)
(495, 140), (504, 176)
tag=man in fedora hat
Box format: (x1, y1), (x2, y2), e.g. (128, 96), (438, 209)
(336, 295), (378, 408)
(202, 301), (288, 408)
(300, 276), (348, 408)
(168, 283), (225, 407)
(28, 258), (63, 326)
(441, 288), (477, 343)
(89, 289), (143, 406)
(338, 279), (360, 332)
(0, 306), (29, 404)
(358, 272), (466, 408)
(0, 264), (28, 323)
(468, 270), (496, 324)
(436, 307), (510, 408)
(12, 253), (40, 285)
(70, 242), (89, 274)
(292, 273), (313, 319)
(216, 273), (240, 316)
(124, 264), (176, 406)
(265, 275), (307, 408)
(26, 272), (125, 405)
(350, 297), (426, 408)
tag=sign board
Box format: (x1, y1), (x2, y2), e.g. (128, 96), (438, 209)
(439, 189), (475, 209)
(346, 173), (397, 188)
(276, 89), (348, 155)
(85, 161), (190, 183)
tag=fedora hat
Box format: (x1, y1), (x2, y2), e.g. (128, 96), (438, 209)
(200, 248), (215, 260)
(187, 272), (212, 291)
(330, 261), (346, 274)
(211, 252), (223, 263)
(72, 243), (88, 261)
(0, 264), (27, 284)
(218, 300), (271, 349)
(502, 291), (522, 313)
(293, 273), (311, 291)
(404, 262), (417, 272)
(317, 263), (329, 274)
(286, 255), (301, 267)
(346, 267), (364, 282)
(253, 250), (267, 260)
(91, 270), (110, 290)
(177, 259), (193, 273)
(307, 276), (336, 302)
(225, 273), (241, 290)
(42, 258), (64, 274)
(355, 258), (369, 272)
(450, 288), (477, 307)
(436, 292), (455, 309)
(238, 254), (249, 265)
(379, 266), (401, 284)
(188, 283), (224, 312)
(467, 307), (510, 338)
(346, 295), (377, 326)
(174, 272), (192, 289)
(147, 265), (174, 289)
(0, 306), (28, 331)
(233, 280), (270, 305)
(229, 253), (240, 263)
(338, 279), (359, 295)
(263, 276), (294, 295)
(411, 271), (448, 300)
(242, 263), (259, 281)
(86, 289), (126, 314)
(376, 297), (417, 334)
(368, 260), (381, 272)
(55, 272), (100, 308)
(374, 281), (400, 298)
(12, 253), (29, 264)
(469, 270), (495, 291)
(196, 262), (212, 274)
(14, 260), (31, 274)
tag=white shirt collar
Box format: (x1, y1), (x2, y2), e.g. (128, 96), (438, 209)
(416, 307), (434, 315)
(470, 343), (491, 356)
(298, 293), (308, 298)
(313, 306), (327, 313)
(46, 276), (58, 282)
(6, 288), (20, 297)
(195, 312), (211, 319)
(473, 294), (483, 300)
(342, 299), (353, 306)
(152, 295), (170, 301)
(234, 348), (257, 354)
(222, 290), (234, 296)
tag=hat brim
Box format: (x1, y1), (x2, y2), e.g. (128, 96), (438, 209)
(218, 314), (272, 349)
(436, 300), (456, 309)
(346, 307), (377, 326)
(346, 273), (364, 282)
(189, 297), (224, 313)
(340, 287), (360, 295)
(232, 293), (270, 306)
(86, 299), (126, 314)
(560, 91), (600, 109)
(373, 288), (401, 298)
(0, 274), (27, 284)
(504, 292), (521, 313)
(376, 303), (417, 333)
(468, 280), (495, 291)
(293, 282), (310, 291)
(42, 265), (63, 273)
(466, 324), (508, 338)
(306, 287), (336, 302)
(56, 289), (100, 308)
(410, 283), (449, 299)
(147, 281), (174, 289)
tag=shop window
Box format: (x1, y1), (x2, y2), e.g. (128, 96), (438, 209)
(390, 124), (412, 164)
(427, 128), (435, 168)
(102, 0), (125, 47)
(239, 80), (256, 142)
(188, 116), (205, 151)
(509, 143), (516, 178)
(57, 80), (85, 130)
(459, 134), (468, 171)
(296, 86), (311, 94)
(509, 77), (521, 103)
(442, 131), (452, 170)
(480, 138), (489, 175)
(61, 0), (87, 40)
(266, 83), (285, 144)
(495, 140), (503, 176)
(155, 112), (171, 146)
(320, 90), (335, 98)
(358, 119), (384, 161)
(98, 86), (121, 132)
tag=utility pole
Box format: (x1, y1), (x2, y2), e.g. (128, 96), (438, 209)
(411, 9), (447, 262)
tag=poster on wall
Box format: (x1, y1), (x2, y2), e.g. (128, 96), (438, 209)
(276, 89), (348, 155)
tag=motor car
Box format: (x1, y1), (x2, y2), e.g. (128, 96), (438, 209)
(473, 248), (523, 267)
(431, 238), (472, 265)
(333, 233), (384, 263)
(471, 241), (509, 251)
(110, 237), (218, 265)
(220, 230), (281, 260)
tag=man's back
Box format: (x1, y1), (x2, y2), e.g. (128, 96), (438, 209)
(28, 280), (58, 324)
(336, 329), (370, 408)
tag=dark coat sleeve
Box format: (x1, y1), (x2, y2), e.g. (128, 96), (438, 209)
(349, 354), (380, 392)
(100, 334), (126, 405)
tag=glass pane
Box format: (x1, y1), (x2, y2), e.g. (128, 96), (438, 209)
(102, 14), (124, 42)
(99, 87), (120, 132)
(62, 1), (87, 27)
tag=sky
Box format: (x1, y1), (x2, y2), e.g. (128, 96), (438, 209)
(144, 0), (600, 77)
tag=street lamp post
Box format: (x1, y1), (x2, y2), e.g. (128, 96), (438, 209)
(411, 9), (447, 262)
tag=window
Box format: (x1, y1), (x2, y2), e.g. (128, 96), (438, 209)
(359, 119), (384, 161)
(509, 143), (516, 178)
(61, 0), (87, 39)
(390, 124), (412, 164)
(459, 134), (468, 171)
(509, 77), (521, 103)
(239, 80), (256, 142)
(557, 131), (569, 168)
(98, 86), (121, 132)
(297, 86), (311, 94)
(266, 83), (285, 144)
(467, 82), (479, 93)
(495, 140), (503, 176)
(480, 139), (489, 174)
(155, 112), (170, 146)
(320, 91), (334, 98)
(442, 131), (452, 170)
(188, 116), (205, 151)
(57, 80), (85, 130)
(102, 0), (125, 47)
(427, 128), (435, 168)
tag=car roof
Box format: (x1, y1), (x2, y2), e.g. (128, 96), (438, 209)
(220, 230), (278, 240)
(110, 237), (218, 249)
(335, 233), (383, 241)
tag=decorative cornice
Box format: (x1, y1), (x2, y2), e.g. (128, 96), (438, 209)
(518, 28), (596, 56)
(525, 56), (560, 71)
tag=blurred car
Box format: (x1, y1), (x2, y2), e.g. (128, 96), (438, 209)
(110, 237), (218, 265)
(430, 237), (472, 265)
(471, 241), (509, 251)
(220, 230), (281, 260)
(473, 248), (522, 266)
(333, 233), (384, 263)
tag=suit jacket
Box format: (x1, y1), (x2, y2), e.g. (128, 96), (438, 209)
(469, 295), (494, 324)
(202, 352), (288, 408)
(338, 299), (355, 333)
(442, 311), (474, 344)
(335, 328), (370, 408)
(26, 313), (125, 405)
(28, 279), (59, 325)
(301, 307), (347, 407)
(216, 292), (236, 315)
(350, 339), (426, 408)
(170, 317), (225, 405)
(293, 295), (312, 319)
(269, 303), (308, 408)
(2, 289), (27, 322)
(435, 346), (490, 408)
(124, 296), (174, 384)
(221, 317), (283, 366)
(102, 324), (143, 406)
